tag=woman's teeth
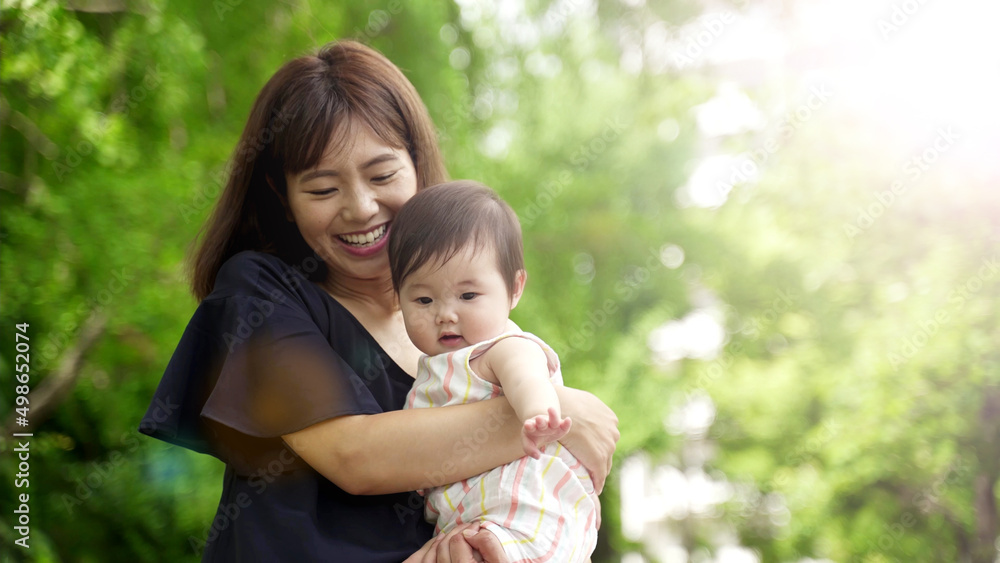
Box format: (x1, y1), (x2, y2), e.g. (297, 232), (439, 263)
(339, 224), (387, 247)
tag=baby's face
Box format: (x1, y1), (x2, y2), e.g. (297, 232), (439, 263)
(399, 244), (521, 356)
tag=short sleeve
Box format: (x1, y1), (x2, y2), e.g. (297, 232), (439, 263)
(140, 251), (389, 474)
(469, 331), (562, 383)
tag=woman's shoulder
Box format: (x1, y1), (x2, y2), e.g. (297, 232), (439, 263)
(210, 250), (317, 303)
(205, 251), (365, 340)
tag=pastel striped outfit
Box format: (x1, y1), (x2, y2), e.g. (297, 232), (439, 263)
(404, 331), (598, 562)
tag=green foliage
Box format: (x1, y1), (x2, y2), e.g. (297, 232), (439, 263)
(2, 0), (997, 562)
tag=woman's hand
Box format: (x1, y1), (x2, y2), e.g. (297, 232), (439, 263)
(404, 523), (508, 563)
(555, 386), (620, 494)
(591, 492), (602, 530)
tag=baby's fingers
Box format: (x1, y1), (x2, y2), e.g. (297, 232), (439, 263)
(547, 407), (569, 428)
(533, 414), (551, 432)
(523, 418), (537, 433)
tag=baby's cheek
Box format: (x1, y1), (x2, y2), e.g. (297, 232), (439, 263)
(405, 313), (431, 338)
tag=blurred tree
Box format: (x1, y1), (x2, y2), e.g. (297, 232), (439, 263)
(658, 89), (999, 562)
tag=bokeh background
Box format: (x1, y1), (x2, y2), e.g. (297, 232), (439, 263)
(2, 0), (999, 561)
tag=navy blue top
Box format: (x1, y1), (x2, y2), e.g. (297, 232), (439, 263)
(140, 250), (433, 561)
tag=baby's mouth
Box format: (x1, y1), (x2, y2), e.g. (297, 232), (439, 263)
(439, 334), (463, 346)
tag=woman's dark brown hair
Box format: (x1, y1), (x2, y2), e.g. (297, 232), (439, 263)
(190, 40), (448, 301)
(388, 180), (525, 298)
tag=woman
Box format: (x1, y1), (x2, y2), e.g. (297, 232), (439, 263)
(140, 40), (619, 562)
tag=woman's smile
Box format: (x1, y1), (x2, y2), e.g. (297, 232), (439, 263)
(337, 223), (389, 246)
(336, 222), (391, 257)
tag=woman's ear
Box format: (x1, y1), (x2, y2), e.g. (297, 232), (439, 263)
(266, 175), (294, 222)
(509, 269), (528, 309)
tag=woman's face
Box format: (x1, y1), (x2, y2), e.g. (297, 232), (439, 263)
(285, 121), (418, 286)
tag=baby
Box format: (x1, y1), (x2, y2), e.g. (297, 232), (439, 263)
(388, 180), (598, 562)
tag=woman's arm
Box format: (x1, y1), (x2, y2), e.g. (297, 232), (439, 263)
(283, 397), (522, 495)
(283, 385), (620, 496)
(554, 386), (620, 494)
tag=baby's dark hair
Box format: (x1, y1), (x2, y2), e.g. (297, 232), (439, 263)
(388, 180), (524, 296)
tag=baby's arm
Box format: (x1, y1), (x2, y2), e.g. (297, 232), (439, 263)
(480, 337), (571, 458)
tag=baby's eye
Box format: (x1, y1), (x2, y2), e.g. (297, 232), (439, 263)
(416, 297), (432, 305)
(460, 292), (478, 301)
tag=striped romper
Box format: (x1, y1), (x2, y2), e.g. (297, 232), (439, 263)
(404, 331), (598, 562)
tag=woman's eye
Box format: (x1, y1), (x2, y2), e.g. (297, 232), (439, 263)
(461, 292), (478, 301)
(373, 171), (398, 183)
(309, 188), (338, 196)
(416, 297), (432, 305)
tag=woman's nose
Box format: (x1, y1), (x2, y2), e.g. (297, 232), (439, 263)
(343, 184), (379, 223)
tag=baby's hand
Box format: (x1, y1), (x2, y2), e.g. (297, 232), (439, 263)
(522, 407), (572, 459)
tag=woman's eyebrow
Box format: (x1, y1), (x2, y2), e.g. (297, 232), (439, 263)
(298, 154), (400, 182)
(299, 169), (338, 182)
(362, 153), (400, 169)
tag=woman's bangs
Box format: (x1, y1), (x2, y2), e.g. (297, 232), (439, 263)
(279, 98), (346, 176)
(279, 105), (406, 178)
